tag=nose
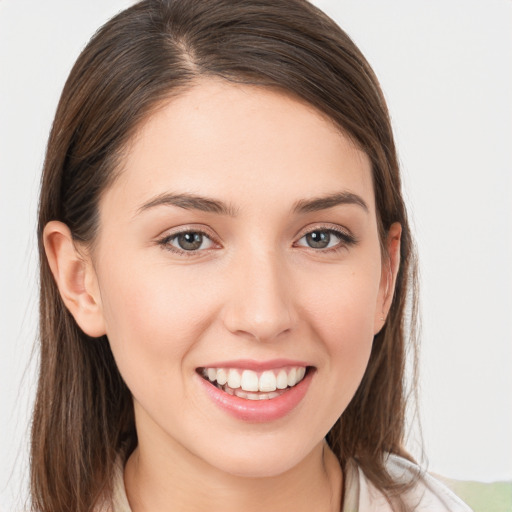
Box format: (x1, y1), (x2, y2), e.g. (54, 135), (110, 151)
(221, 249), (296, 342)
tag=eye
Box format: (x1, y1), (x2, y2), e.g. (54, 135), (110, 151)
(159, 230), (216, 253)
(295, 228), (356, 251)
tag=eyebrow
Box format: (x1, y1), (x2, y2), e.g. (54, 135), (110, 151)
(136, 192), (239, 217)
(292, 192), (369, 214)
(136, 190), (369, 217)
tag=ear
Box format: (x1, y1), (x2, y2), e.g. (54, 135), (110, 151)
(43, 221), (106, 337)
(374, 222), (402, 334)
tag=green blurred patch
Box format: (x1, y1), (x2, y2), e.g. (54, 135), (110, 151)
(440, 477), (512, 512)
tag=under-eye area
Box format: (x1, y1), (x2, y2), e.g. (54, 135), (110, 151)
(197, 366), (315, 401)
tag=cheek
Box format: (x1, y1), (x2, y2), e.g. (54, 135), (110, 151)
(301, 263), (381, 345)
(97, 261), (217, 395)
(298, 263), (381, 410)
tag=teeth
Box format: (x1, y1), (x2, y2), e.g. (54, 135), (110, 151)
(202, 365), (308, 394)
(276, 370), (288, 389)
(233, 388), (280, 400)
(241, 370), (259, 392)
(287, 367), (297, 387)
(216, 368), (228, 386)
(234, 389), (247, 399)
(259, 370), (277, 392)
(227, 369), (241, 389)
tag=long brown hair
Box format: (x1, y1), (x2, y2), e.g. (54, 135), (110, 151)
(32, 1), (420, 510)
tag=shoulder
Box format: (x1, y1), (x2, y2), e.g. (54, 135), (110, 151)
(344, 454), (474, 512)
(385, 454), (473, 511)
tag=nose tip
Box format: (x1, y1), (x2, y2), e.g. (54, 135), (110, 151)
(227, 307), (293, 342)
(221, 256), (296, 342)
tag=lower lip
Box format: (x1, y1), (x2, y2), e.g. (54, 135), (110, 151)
(197, 369), (314, 423)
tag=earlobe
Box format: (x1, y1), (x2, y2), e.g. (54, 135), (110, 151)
(374, 222), (402, 334)
(43, 221), (106, 337)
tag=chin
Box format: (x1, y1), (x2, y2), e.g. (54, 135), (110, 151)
(195, 434), (318, 479)
(215, 453), (304, 479)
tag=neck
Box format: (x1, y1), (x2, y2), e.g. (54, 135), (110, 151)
(124, 438), (342, 512)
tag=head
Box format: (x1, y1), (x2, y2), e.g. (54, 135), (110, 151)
(33, 1), (418, 511)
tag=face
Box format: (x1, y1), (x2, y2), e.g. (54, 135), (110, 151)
(86, 79), (391, 477)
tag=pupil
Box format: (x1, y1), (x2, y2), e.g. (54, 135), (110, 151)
(306, 231), (330, 249)
(178, 232), (203, 250)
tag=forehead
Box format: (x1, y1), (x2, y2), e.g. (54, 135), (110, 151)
(103, 78), (375, 217)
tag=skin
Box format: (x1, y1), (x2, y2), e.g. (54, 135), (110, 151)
(44, 79), (401, 512)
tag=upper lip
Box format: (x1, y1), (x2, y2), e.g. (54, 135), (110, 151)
(198, 358), (312, 371)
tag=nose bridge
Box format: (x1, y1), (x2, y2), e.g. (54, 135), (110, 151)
(223, 244), (295, 341)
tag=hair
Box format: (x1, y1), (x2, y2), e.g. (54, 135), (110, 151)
(32, 1), (420, 511)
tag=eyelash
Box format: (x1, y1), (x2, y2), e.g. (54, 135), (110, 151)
(157, 225), (357, 256)
(294, 226), (357, 253)
(157, 228), (218, 257)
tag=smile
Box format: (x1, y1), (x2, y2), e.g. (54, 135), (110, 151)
(199, 366), (308, 400)
(196, 360), (315, 422)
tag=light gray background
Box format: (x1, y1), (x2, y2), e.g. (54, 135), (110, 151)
(1, 1), (511, 510)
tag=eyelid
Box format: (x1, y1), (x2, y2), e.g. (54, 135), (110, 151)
(294, 223), (355, 240)
(155, 222), (356, 256)
(157, 223), (218, 240)
(156, 225), (222, 255)
(293, 223), (358, 250)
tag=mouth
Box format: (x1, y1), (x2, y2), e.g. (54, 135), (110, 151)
(196, 365), (315, 421)
(198, 366), (311, 400)
(197, 365), (313, 401)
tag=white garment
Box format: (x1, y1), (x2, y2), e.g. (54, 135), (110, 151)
(104, 453), (473, 512)
(341, 454), (473, 511)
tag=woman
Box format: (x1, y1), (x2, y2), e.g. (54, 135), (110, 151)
(32, 0), (472, 511)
